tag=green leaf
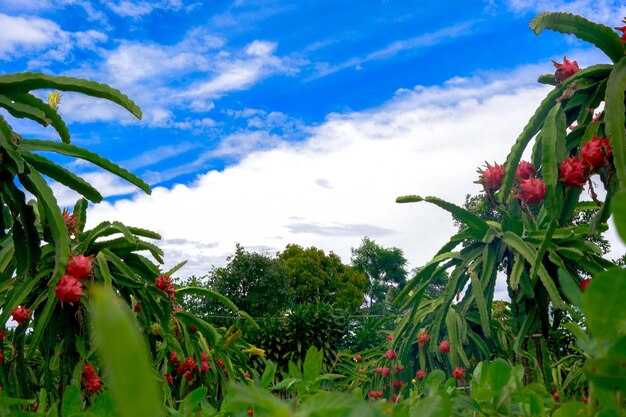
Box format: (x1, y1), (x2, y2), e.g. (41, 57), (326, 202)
(0, 94), (50, 129)
(470, 272), (490, 338)
(583, 268), (626, 341)
(90, 285), (163, 417)
(487, 358), (511, 391)
(585, 357), (626, 391)
(410, 393), (451, 417)
(19, 169), (70, 281)
(7, 93), (70, 143)
(557, 268), (582, 309)
(173, 311), (219, 347)
(0, 115), (24, 173)
(612, 189), (626, 243)
(22, 153), (103, 202)
(530, 12), (625, 63)
(540, 104), (565, 220)
(502, 232), (564, 309)
(605, 57), (626, 188)
(260, 361), (277, 388)
(61, 385), (82, 417)
(302, 346), (323, 383)
(20, 139), (151, 195)
(0, 72), (142, 119)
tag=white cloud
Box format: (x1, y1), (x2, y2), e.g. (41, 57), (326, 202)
(312, 20), (480, 79)
(0, 13), (107, 62)
(488, 0), (626, 25)
(179, 41), (299, 99)
(71, 63), (591, 284)
(104, 0), (188, 18)
(0, 0), (108, 22)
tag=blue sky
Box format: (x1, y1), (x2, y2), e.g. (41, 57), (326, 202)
(1, 0), (625, 293)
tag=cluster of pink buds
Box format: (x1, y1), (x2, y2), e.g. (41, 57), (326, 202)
(82, 363), (102, 394)
(200, 352), (210, 373)
(368, 390), (384, 399)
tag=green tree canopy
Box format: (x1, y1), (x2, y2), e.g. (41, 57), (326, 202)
(207, 244), (293, 317)
(277, 244), (368, 312)
(350, 237), (408, 313)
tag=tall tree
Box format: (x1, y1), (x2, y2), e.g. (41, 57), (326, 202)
(350, 237), (408, 314)
(277, 244), (368, 312)
(207, 244), (293, 317)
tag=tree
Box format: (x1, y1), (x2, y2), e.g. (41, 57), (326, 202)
(207, 244), (293, 317)
(350, 237), (408, 314)
(277, 244), (367, 312)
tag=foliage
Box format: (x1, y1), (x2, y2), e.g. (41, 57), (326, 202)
(278, 244), (368, 312)
(205, 244), (292, 318)
(351, 237), (409, 314)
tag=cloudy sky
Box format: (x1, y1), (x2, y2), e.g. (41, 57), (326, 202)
(1, 0), (625, 298)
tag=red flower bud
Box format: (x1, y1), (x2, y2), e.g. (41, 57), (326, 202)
(552, 56), (580, 85)
(416, 370), (426, 379)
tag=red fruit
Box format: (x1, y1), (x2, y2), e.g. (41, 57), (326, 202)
(559, 157), (587, 188)
(164, 374), (173, 385)
(583, 396), (588, 404)
(416, 370), (426, 379)
(515, 161), (536, 181)
(82, 364), (102, 394)
(0, 350), (3, 365)
(581, 136), (612, 171)
(184, 357), (198, 372)
(516, 178), (547, 205)
(189, 324), (197, 333)
(155, 275), (172, 291)
(184, 370), (194, 382)
(133, 302), (141, 313)
(201, 362), (210, 373)
(476, 162), (505, 192)
(368, 391), (383, 399)
(375, 367), (383, 375)
(553, 392), (559, 401)
(393, 378), (404, 389)
(391, 393), (399, 403)
(452, 367), (465, 379)
(385, 350), (397, 360)
(84, 376), (102, 394)
(66, 255), (93, 280)
(0, 329), (5, 341)
(552, 56), (580, 84)
(55, 275), (83, 303)
(169, 352), (179, 364)
(382, 367), (391, 377)
(358, 367), (363, 373)
(580, 278), (591, 292)
(247, 409), (254, 416)
(11, 306), (30, 325)
(217, 358), (224, 368)
(200, 352), (208, 362)
(395, 363), (403, 373)
(386, 334), (393, 341)
(439, 340), (450, 353)
(354, 354), (362, 362)
(243, 371), (250, 378)
(418, 333), (430, 348)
